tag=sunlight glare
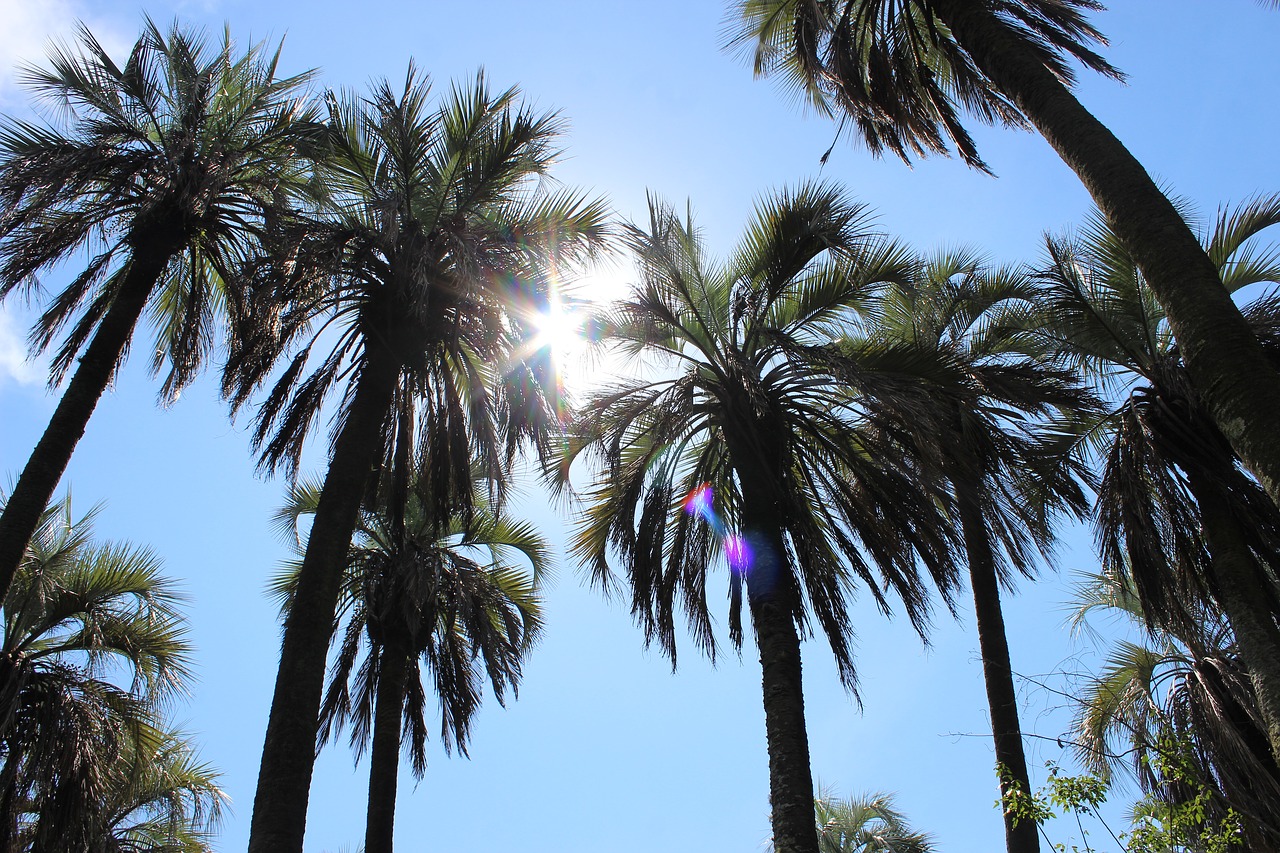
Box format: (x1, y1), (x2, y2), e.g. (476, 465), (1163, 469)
(516, 259), (636, 396)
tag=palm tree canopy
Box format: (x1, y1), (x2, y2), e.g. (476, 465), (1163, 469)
(559, 182), (960, 692)
(728, 0), (1121, 172)
(0, 18), (321, 399)
(66, 726), (227, 853)
(1067, 569), (1280, 850)
(767, 789), (936, 853)
(1, 494), (192, 711)
(225, 65), (610, 513)
(0, 493), (201, 852)
(864, 250), (1095, 585)
(1035, 195), (1280, 627)
(271, 474), (547, 772)
(814, 791), (936, 853)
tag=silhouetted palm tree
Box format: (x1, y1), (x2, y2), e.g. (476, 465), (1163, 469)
(0, 493), (199, 851)
(866, 251), (1094, 853)
(729, 0), (1280, 508)
(558, 184), (958, 853)
(272, 475), (545, 853)
(0, 19), (320, 597)
(1037, 197), (1280, 761)
(224, 68), (607, 853)
(1068, 569), (1280, 850)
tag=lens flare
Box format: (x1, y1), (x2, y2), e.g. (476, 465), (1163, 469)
(684, 483), (715, 520)
(682, 483), (751, 574)
(724, 535), (752, 574)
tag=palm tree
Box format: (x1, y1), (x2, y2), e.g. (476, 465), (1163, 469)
(558, 184), (959, 853)
(768, 788), (935, 853)
(32, 726), (228, 853)
(728, 0), (1280, 509)
(271, 475), (545, 853)
(0, 492), (198, 851)
(1067, 569), (1280, 850)
(223, 68), (608, 853)
(812, 790), (935, 853)
(1036, 197), (1280, 762)
(0, 19), (320, 599)
(865, 251), (1094, 853)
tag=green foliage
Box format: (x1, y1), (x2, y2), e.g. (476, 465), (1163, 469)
(728, 0), (1121, 172)
(273, 474), (547, 768)
(767, 788), (935, 853)
(1000, 750), (1245, 853)
(0, 17), (320, 397)
(0, 493), (222, 851)
(558, 183), (959, 684)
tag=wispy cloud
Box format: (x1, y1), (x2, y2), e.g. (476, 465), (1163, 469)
(0, 1), (130, 109)
(0, 306), (43, 387)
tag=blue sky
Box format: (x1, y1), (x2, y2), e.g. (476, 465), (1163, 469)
(1, 2), (1277, 851)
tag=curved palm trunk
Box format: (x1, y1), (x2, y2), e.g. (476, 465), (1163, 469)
(739, 470), (819, 853)
(248, 344), (399, 853)
(0, 241), (177, 599)
(365, 646), (410, 853)
(954, 475), (1040, 853)
(1186, 467), (1280, 763)
(932, 0), (1280, 507)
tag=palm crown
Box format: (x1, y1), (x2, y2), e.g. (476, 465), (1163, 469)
(867, 250), (1093, 581)
(1036, 198), (1280, 628)
(565, 183), (957, 681)
(730, 0), (1119, 171)
(272, 476), (546, 766)
(0, 18), (319, 396)
(227, 66), (609, 506)
(0, 494), (200, 851)
(1067, 569), (1280, 850)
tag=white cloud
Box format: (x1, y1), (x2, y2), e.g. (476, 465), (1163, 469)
(0, 306), (43, 387)
(0, 1), (131, 109)
(0, 0), (80, 90)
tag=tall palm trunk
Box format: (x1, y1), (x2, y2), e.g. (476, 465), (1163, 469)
(0, 234), (180, 598)
(954, 472), (1039, 853)
(931, 0), (1280, 507)
(739, 461), (819, 853)
(1186, 466), (1280, 763)
(365, 646), (410, 853)
(249, 343), (400, 853)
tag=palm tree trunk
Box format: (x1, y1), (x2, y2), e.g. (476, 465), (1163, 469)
(740, 489), (819, 853)
(932, 0), (1280, 508)
(1187, 467), (1280, 764)
(954, 475), (1040, 853)
(0, 241), (177, 600)
(248, 344), (400, 853)
(0, 754), (17, 853)
(365, 646), (409, 853)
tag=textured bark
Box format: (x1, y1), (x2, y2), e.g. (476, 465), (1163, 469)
(248, 345), (399, 853)
(933, 0), (1280, 508)
(1189, 469), (1280, 764)
(738, 461), (819, 853)
(0, 236), (179, 598)
(955, 474), (1040, 853)
(364, 647), (409, 853)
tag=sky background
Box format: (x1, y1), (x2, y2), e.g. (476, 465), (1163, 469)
(0, 1), (1277, 851)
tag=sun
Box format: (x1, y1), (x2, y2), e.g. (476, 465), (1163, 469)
(529, 293), (587, 362)
(518, 261), (634, 395)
